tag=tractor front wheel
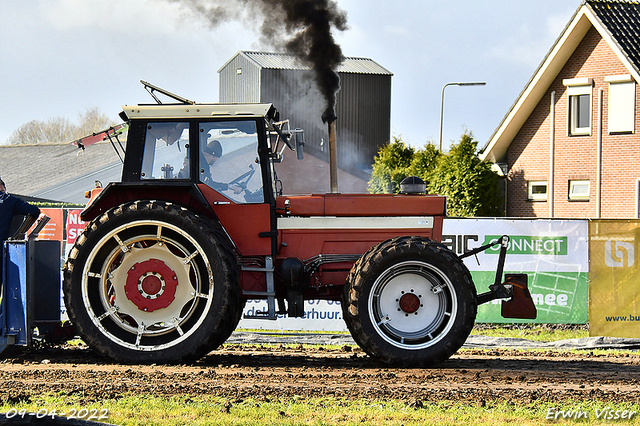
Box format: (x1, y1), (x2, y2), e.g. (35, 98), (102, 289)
(63, 200), (241, 364)
(343, 236), (477, 367)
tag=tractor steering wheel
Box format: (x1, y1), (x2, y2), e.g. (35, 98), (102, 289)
(228, 164), (256, 191)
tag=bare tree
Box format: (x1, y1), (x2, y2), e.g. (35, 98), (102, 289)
(75, 107), (114, 136)
(7, 107), (117, 145)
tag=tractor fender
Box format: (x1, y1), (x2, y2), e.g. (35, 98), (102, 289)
(80, 182), (216, 222)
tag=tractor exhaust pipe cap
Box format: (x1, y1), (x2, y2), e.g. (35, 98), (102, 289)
(400, 176), (426, 194)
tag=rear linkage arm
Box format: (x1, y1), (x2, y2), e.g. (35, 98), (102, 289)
(457, 234), (537, 319)
(458, 235), (513, 305)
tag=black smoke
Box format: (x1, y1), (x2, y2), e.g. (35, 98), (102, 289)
(170, 0), (347, 123)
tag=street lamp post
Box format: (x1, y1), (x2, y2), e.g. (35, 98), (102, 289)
(439, 82), (486, 152)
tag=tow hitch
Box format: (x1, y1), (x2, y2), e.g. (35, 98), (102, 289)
(459, 235), (537, 320)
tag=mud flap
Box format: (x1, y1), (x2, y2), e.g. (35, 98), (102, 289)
(286, 289), (305, 317)
(501, 273), (537, 320)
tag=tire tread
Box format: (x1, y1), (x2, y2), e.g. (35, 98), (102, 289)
(63, 200), (241, 364)
(342, 236), (477, 367)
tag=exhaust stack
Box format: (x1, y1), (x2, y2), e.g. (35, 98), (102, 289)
(328, 120), (338, 193)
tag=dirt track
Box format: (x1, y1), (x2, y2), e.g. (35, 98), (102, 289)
(1, 341), (640, 406)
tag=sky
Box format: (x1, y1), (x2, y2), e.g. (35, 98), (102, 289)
(0, 0), (580, 152)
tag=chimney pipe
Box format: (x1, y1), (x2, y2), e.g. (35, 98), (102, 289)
(328, 120), (338, 193)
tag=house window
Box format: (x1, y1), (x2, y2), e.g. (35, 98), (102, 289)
(563, 78), (593, 136)
(570, 94), (591, 133)
(606, 75), (635, 133)
(569, 180), (590, 201)
(528, 181), (548, 201)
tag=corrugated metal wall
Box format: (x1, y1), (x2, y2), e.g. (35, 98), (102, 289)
(219, 55), (392, 170)
(260, 68), (326, 157)
(336, 72), (392, 168)
(218, 55), (261, 103)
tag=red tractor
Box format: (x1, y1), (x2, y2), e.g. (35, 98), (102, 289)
(63, 83), (535, 366)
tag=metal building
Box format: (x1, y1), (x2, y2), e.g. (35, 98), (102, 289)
(218, 51), (393, 170)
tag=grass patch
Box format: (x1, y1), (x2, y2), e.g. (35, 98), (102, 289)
(471, 323), (589, 342)
(238, 324), (591, 343)
(2, 394), (639, 425)
(236, 328), (350, 335)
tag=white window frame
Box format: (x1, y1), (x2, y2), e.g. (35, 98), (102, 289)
(528, 180), (548, 201)
(563, 78), (593, 136)
(569, 180), (590, 201)
(605, 74), (635, 134)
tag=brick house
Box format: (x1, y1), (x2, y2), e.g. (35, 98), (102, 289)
(481, 0), (640, 218)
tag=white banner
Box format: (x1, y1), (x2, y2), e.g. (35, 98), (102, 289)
(238, 218), (589, 330)
(442, 218), (589, 323)
(442, 219), (588, 272)
(238, 299), (346, 331)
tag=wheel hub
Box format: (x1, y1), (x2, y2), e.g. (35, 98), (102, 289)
(399, 292), (421, 314)
(110, 244), (197, 328)
(125, 258), (178, 312)
(141, 273), (164, 297)
(369, 261), (457, 350)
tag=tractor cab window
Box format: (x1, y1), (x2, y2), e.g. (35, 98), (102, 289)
(141, 122), (190, 179)
(198, 120), (263, 203)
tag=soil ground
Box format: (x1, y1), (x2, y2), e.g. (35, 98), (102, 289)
(1, 336), (640, 406)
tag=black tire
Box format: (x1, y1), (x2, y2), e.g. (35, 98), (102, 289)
(342, 236), (477, 367)
(63, 200), (241, 364)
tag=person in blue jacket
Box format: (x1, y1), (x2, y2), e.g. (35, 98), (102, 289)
(0, 177), (41, 246)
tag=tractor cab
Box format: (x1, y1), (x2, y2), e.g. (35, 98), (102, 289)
(118, 102), (295, 205)
(83, 81), (305, 223)
(83, 95), (305, 256)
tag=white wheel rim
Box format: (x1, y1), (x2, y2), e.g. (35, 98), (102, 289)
(81, 219), (214, 352)
(368, 260), (458, 350)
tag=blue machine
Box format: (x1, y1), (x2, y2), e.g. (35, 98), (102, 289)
(1, 241), (30, 351)
(0, 216), (61, 355)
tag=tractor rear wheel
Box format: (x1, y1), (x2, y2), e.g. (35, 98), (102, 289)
(343, 236), (477, 367)
(63, 200), (241, 364)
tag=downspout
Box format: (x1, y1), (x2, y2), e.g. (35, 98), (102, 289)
(549, 91), (555, 218)
(597, 88), (603, 218)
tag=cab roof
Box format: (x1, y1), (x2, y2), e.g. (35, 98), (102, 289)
(121, 103), (275, 120)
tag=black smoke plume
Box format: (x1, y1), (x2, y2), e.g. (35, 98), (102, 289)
(170, 0), (347, 123)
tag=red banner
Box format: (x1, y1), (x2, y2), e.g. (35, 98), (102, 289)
(65, 209), (86, 244)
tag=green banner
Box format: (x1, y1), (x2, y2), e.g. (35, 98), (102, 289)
(483, 235), (569, 255)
